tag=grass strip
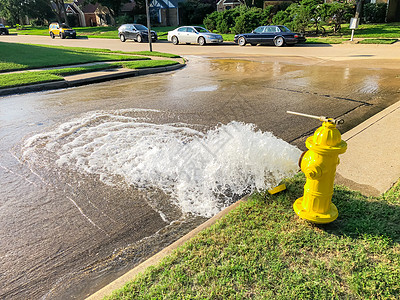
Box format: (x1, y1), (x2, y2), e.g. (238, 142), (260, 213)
(119, 60), (179, 69)
(0, 60), (181, 89)
(28, 44), (180, 58)
(305, 38), (347, 44)
(126, 51), (180, 58)
(107, 175), (400, 300)
(0, 72), (64, 88)
(0, 42), (149, 72)
(358, 39), (398, 44)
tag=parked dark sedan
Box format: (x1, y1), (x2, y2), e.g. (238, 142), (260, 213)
(234, 25), (306, 47)
(0, 24), (9, 35)
(118, 24), (157, 43)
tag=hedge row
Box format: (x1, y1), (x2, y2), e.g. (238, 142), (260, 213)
(203, 1), (387, 34)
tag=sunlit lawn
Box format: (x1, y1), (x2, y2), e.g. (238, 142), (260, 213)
(107, 175), (400, 299)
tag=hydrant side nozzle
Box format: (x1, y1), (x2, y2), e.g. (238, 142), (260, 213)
(304, 166), (322, 180)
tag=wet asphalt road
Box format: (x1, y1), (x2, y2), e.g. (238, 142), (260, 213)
(1, 39), (400, 299)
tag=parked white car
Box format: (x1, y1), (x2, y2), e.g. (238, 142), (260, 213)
(167, 26), (223, 46)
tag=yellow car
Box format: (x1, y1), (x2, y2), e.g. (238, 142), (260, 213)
(49, 22), (76, 39)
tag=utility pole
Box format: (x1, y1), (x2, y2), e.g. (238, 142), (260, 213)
(350, 0), (363, 41)
(145, 0), (153, 52)
(354, 0), (363, 19)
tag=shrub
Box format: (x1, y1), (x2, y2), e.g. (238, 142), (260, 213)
(204, 5), (272, 34)
(203, 11), (219, 31)
(323, 1), (354, 33)
(115, 15), (134, 25)
(216, 7), (242, 33)
(363, 3), (387, 23)
(232, 7), (267, 34)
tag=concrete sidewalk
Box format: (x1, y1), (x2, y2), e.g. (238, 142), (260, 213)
(336, 100), (400, 196)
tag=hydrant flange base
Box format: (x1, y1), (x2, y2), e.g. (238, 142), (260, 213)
(293, 197), (338, 224)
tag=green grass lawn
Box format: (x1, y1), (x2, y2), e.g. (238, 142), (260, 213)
(0, 41), (150, 72)
(305, 37), (348, 44)
(341, 22), (400, 38)
(0, 42), (182, 88)
(0, 71), (65, 88)
(106, 175), (400, 299)
(119, 60), (179, 69)
(0, 60), (180, 89)
(358, 38), (398, 44)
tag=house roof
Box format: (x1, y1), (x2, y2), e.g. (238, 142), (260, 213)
(150, 0), (184, 9)
(51, 2), (79, 14)
(217, 0), (243, 5)
(81, 3), (100, 13)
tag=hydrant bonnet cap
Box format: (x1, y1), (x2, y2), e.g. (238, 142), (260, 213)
(312, 122), (342, 147)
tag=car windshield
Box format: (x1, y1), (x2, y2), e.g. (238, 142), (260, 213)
(134, 24), (148, 31)
(0, 24), (4, 28)
(277, 26), (291, 32)
(60, 24), (71, 29)
(194, 27), (209, 33)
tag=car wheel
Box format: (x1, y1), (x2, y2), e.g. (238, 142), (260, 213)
(198, 36), (206, 46)
(171, 36), (179, 45)
(238, 36), (246, 46)
(50, 32), (55, 39)
(60, 32), (65, 39)
(274, 36), (284, 47)
(120, 34), (126, 42)
(136, 35), (142, 43)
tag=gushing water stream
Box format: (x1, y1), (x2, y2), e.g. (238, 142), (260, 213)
(22, 108), (301, 219)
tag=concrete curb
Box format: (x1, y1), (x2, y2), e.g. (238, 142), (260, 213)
(0, 63), (185, 97)
(86, 197), (247, 300)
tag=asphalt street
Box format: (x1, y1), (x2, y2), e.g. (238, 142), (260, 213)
(1, 35), (399, 299)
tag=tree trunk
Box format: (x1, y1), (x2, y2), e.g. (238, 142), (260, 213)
(354, 0), (363, 20)
(387, 0), (400, 22)
(61, 0), (69, 26)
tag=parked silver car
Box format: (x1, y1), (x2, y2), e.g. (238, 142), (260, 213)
(167, 26), (223, 46)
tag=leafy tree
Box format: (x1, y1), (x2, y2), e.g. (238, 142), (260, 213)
(0, 0), (54, 25)
(0, 0), (26, 25)
(322, 1), (354, 33)
(29, 0), (54, 24)
(179, 0), (214, 25)
(48, 0), (69, 25)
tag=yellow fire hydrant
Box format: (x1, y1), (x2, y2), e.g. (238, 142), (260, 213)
(288, 111), (347, 224)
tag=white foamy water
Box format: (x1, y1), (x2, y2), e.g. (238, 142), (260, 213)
(22, 109), (301, 217)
